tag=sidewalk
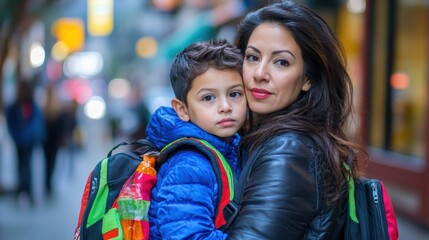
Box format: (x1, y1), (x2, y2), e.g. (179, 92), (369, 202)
(0, 120), (110, 240)
(397, 213), (429, 240)
(0, 145), (95, 239)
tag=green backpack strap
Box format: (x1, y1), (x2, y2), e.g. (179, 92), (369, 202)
(343, 163), (359, 224)
(87, 157), (110, 227)
(158, 137), (235, 229)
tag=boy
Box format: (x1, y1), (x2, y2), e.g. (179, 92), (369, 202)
(147, 39), (246, 239)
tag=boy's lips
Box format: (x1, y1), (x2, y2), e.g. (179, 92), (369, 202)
(218, 118), (235, 127)
(250, 88), (272, 99)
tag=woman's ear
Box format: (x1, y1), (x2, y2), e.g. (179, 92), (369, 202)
(171, 98), (190, 122)
(302, 78), (311, 92)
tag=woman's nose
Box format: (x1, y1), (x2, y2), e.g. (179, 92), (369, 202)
(254, 62), (270, 82)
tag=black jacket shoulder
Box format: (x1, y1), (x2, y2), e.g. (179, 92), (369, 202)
(227, 132), (346, 240)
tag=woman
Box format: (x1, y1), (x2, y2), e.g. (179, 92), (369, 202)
(226, 1), (365, 239)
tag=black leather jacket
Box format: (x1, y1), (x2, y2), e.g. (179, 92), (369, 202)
(227, 132), (347, 240)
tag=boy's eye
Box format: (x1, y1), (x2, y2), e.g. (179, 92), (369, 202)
(229, 91), (242, 98)
(202, 95), (215, 102)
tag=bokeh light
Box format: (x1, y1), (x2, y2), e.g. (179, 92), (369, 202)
(30, 42), (45, 68)
(108, 78), (131, 99)
(347, 0), (366, 14)
(63, 51), (103, 78)
(51, 41), (69, 62)
(136, 37), (158, 58)
(84, 96), (106, 119)
(391, 73), (410, 90)
(51, 18), (85, 52)
(62, 78), (93, 104)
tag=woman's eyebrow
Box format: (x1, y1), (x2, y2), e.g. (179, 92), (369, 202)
(246, 45), (260, 54)
(273, 50), (295, 59)
(247, 46), (295, 59)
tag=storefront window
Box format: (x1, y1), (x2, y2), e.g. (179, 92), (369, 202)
(337, 1), (366, 141)
(368, 0), (389, 150)
(369, 0), (427, 159)
(390, 0), (427, 157)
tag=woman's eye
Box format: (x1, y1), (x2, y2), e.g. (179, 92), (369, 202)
(275, 59), (289, 66)
(202, 95), (215, 102)
(245, 54), (258, 62)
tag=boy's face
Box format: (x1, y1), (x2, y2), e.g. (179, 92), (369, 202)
(173, 68), (246, 140)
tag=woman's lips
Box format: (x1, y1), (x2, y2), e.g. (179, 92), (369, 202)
(250, 88), (272, 99)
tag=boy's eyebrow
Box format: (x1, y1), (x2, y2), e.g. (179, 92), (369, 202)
(247, 45), (296, 59)
(229, 83), (244, 89)
(196, 84), (244, 94)
(196, 87), (215, 94)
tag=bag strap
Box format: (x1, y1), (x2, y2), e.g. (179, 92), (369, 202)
(107, 139), (156, 157)
(222, 147), (258, 231)
(158, 137), (235, 229)
(343, 163), (359, 224)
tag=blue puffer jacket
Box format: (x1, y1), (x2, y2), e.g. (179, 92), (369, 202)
(147, 107), (240, 240)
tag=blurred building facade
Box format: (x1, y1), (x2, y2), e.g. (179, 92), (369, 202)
(0, 0), (428, 229)
(360, 0), (429, 228)
(314, 0), (428, 228)
(310, 0), (428, 228)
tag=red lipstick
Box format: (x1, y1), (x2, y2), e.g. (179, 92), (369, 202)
(250, 88), (272, 99)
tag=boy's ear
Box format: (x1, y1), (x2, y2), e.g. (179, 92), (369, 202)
(171, 98), (190, 122)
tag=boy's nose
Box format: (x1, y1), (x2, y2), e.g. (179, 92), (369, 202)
(219, 99), (232, 113)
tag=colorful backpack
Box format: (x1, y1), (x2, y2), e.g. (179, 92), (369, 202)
(344, 176), (399, 240)
(73, 137), (234, 240)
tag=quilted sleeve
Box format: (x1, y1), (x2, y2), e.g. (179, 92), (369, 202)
(151, 150), (227, 240)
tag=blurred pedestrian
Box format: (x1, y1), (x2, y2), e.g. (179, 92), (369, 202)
(65, 99), (81, 177)
(5, 79), (45, 206)
(129, 96), (151, 141)
(42, 83), (65, 197)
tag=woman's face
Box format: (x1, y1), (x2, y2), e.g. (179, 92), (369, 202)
(242, 22), (311, 114)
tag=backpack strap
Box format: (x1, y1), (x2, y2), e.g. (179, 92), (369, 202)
(157, 137), (235, 229)
(343, 163), (359, 224)
(222, 145), (258, 231)
(107, 139), (156, 157)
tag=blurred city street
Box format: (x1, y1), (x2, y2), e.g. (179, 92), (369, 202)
(1, 0), (429, 239)
(0, 120), (429, 239)
(0, 119), (111, 239)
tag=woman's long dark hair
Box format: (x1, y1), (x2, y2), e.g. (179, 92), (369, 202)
(235, 0), (367, 202)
